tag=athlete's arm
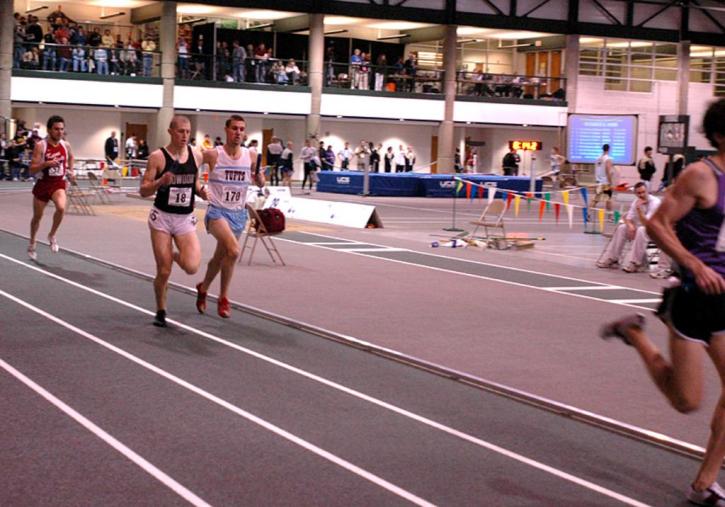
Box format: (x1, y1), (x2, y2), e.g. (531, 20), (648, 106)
(646, 163), (725, 294)
(65, 142), (76, 183)
(29, 142), (58, 174)
(139, 150), (172, 197)
(605, 159), (614, 186)
(193, 148), (209, 201)
(249, 148), (265, 187)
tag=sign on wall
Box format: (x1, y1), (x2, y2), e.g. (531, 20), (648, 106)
(509, 140), (543, 151)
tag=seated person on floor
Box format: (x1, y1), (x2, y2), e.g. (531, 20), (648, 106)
(597, 182), (661, 272)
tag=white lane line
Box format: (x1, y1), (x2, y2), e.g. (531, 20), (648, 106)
(336, 248), (407, 253)
(0, 288), (434, 507)
(609, 299), (661, 304)
(0, 354), (211, 507)
(306, 242), (358, 245)
(547, 286), (626, 291)
(1, 256), (649, 506)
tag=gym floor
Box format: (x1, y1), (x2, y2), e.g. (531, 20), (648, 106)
(0, 181), (715, 506)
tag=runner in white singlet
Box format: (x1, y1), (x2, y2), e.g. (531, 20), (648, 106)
(195, 114), (264, 318)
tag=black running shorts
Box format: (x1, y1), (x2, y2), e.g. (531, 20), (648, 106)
(657, 283), (725, 345)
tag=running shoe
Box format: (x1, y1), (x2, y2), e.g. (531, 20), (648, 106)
(596, 258), (618, 269)
(153, 309), (167, 327)
(687, 482), (725, 506)
(622, 262), (641, 273)
(195, 282), (207, 314)
(599, 314), (645, 346)
(649, 269), (673, 279)
(218, 297), (231, 318)
(48, 235), (59, 253)
(27, 245), (37, 261)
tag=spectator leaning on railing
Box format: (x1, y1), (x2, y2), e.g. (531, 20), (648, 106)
(141, 36), (156, 77)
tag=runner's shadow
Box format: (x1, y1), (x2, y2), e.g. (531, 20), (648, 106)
(144, 324), (217, 357)
(486, 477), (612, 506)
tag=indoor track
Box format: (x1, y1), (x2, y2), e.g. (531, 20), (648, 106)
(0, 230), (703, 506)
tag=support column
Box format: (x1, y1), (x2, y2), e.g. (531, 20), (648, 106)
(677, 41), (689, 115)
(564, 34), (579, 112)
(436, 24), (457, 174)
(306, 14), (324, 140)
(154, 1), (177, 149)
(0, 0), (14, 126)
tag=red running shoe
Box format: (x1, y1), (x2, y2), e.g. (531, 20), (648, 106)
(195, 283), (207, 314)
(218, 297), (231, 318)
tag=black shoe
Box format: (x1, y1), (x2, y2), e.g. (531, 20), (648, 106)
(153, 309), (167, 327)
(599, 314), (645, 346)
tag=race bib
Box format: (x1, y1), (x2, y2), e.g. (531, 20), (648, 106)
(716, 216), (725, 252)
(222, 185), (244, 205)
(168, 187), (192, 207)
(47, 165), (64, 177)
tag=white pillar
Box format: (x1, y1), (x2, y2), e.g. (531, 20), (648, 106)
(306, 14), (324, 140)
(436, 24), (457, 174)
(154, 1), (177, 149)
(0, 0), (14, 124)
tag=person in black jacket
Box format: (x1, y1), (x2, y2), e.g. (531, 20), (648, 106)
(636, 146), (657, 188)
(104, 131), (119, 166)
(502, 147), (520, 176)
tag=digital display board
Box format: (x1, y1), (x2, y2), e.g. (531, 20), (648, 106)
(509, 140), (542, 151)
(657, 115), (689, 154)
(567, 114), (637, 165)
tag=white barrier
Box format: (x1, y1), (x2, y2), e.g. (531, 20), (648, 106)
(247, 186), (383, 229)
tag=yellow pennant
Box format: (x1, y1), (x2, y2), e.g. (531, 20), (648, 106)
(598, 209), (605, 232)
(514, 195), (521, 217)
(562, 190), (569, 205)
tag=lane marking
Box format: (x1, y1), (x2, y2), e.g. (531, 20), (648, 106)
(0, 257), (650, 506)
(609, 299), (662, 304)
(0, 288), (434, 507)
(0, 355), (211, 507)
(339, 248), (407, 253)
(545, 286), (611, 291)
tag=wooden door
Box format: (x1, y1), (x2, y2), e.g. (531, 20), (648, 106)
(550, 50), (562, 93)
(430, 135), (438, 174)
(525, 53), (536, 97)
(125, 123), (147, 145)
(262, 128), (274, 168)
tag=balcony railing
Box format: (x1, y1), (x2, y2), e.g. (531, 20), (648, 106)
(12, 42), (566, 102)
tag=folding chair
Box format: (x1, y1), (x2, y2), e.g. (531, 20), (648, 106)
(238, 204), (285, 266)
(66, 179), (95, 216)
(468, 199), (508, 249)
(87, 172), (111, 204)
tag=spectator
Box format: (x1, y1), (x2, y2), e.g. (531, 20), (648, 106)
(104, 131), (119, 166)
(231, 40), (246, 82)
(245, 44), (256, 82)
(502, 147), (520, 176)
(177, 37), (189, 78)
(280, 141), (294, 187)
(271, 60), (288, 84)
(57, 37), (71, 72)
(14, 17), (27, 69)
(637, 146), (657, 189)
(102, 29), (114, 48)
(193, 35), (206, 79)
(136, 139), (149, 160)
(94, 46), (108, 75)
(338, 141), (352, 169)
(394, 145), (406, 173)
(374, 54), (387, 91)
(300, 139), (317, 191)
(370, 143), (381, 173)
(201, 134), (213, 150)
(285, 58), (300, 85)
(87, 27), (101, 47)
(47, 4), (72, 28)
(266, 137), (283, 185)
(597, 182), (661, 272)
(72, 44), (86, 72)
(25, 15), (43, 48)
(42, 32), (57, 70)
(350, 48), (362, 89)
(216, 41), (230, 81)
(325, 42), (336, 85)
(214, 136), (223, 147)
(141, 36), (156, 77)
(384, 146), (394, 173)
(354, 140), (370, 170)
(125, 135), (137, 159)
(255, 43), (268, 83)
(454, 148), (463, 173)
(124, 40), (138, 76)
(405, 145), (416, 172)
(323, 145), (336, 171)
(22, 47), (40, 69)
(403, 52), (417, 92)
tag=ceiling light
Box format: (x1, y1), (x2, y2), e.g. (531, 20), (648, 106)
(369, 21), (431, 30)
(336, 115), (343, 118)
(182, 17), (207, 25)
(466, 121), (471, 124)
(249, 22), (273, 30)
(241, 10), (296, 20)
(493, 30), (551, 40)
(458, 39), (480, 44)
(100, 12), (126, 20)
(497, 40), (533, 49)
(324, 29), (348, 36)
(26, 5), (49, 13)
(324, 16), (363, 26)
(457, 26), (496, 36)
(176, 4), (218, 15)
(377, 34), (411, 41)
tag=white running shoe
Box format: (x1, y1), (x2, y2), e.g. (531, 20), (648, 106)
(48, 235), (59, 253)
(687, 482), (725, 506)
(27, 245), (37, 261)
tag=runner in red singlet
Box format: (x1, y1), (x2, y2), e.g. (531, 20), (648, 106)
(28, 115), (76, 260)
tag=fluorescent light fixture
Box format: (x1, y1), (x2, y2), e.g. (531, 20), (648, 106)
(26, 5), (49, 13)
(458, 39), (480, 44)
(100, 11), (126, 19)
(176, 4), (219, 15)
(336, 115), (343, 118)
(377, 34), (411, 41)
(241, 10), (296, 20)
(457, 26), (496, 36)
(369, 21), (431, 30)
(249, 22), (273, 30)
(324, 29), (348, 36)
(324, 16), (364, 26)
(90, 0), (152, 7)
(497, 40), (533, 49)
(182, 17), (207, 25)
(493, 31), (550, 40)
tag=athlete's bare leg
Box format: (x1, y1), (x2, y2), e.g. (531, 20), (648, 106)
(693, 333), (725, 490)
(199, 218), (240, 300)
(48, 188), (67, 239)
(29, 197), (48, 248)
(150, 228), (174, 314)
(172, 231), (201, 275)
(623, 325), (704, 413)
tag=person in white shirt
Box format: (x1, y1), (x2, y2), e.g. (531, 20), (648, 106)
(338, 142), (352, 170)
(547, 146), (565, 189)
(597, 182), (661, 272)
(300, 139), (317, 191)
(404, 146), (416, 172)
(592, 143), (615, 212)
(125, 135), (137, 159)
(280, 141), (294, 187)
(394, 145), (406, 173)
(354, 140), (370, 170)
